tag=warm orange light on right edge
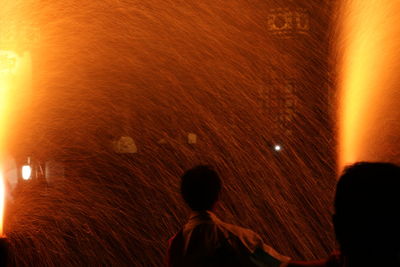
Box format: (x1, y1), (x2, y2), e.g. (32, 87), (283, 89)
(337, 0), (400, 173)
(0, 170), (5, 236)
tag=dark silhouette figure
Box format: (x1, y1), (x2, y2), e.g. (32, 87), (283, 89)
(167, 165), (290, 267)
(0, 237), (8, 267)
(289, 162), (400, 267)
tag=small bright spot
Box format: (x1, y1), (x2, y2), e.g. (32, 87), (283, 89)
(187, 133), (197, 144)
(274, 145), (282, 151)
(22, 165), (32, 180)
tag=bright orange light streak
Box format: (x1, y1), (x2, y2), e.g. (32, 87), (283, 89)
(1, 6), (36, 236)
(0, 51), (18, 236)
(0, 170), (4, 236)
(338, 0), (400, 172)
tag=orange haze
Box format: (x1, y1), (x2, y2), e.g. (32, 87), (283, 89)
(0, 171), (4, 236)
(338, 0), (400, 172)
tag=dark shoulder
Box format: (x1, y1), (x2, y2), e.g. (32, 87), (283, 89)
(168, 229), (184, 247)
(288, 253), (342, 267)
(166, 230), (185, 267)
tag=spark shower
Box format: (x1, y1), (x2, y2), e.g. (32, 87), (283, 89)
(0, 0), (399, 265)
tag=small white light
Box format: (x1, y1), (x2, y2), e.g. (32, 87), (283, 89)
(22, 165), (32, 180)
(274, 145), (282, 151)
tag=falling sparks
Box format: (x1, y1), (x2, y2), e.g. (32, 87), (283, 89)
(0, 0), (344, 266)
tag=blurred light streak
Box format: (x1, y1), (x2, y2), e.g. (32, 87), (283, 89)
(0, 51), (19, 142)
(0, 5), (34, 237)
(338, 0), (400, 170)
(0, 51), (18, 237)
(0, 170), (4, 236)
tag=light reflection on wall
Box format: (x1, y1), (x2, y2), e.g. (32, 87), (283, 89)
(0, 50), (32, 235)
(338, 0), (400, 171)
(0, 171), (4, 236)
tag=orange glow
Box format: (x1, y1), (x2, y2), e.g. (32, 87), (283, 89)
(338, 0), (400, 171)
(0, 51), (32, 137)
(0, 170), (4, 236)
(0, 23), (33, 237)
(0, 51), (14, 237)
(1, 51), (20, 142)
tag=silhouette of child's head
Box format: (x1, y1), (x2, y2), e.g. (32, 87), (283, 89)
(181, 165), (221, 211)
(334, 162), (400, 263)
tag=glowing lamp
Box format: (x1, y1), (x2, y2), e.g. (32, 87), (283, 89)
(22, 165), (31, 180)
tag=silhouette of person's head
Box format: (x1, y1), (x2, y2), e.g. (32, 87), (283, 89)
(333, 162), (400, 266)
(181, 165), (221, 211)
